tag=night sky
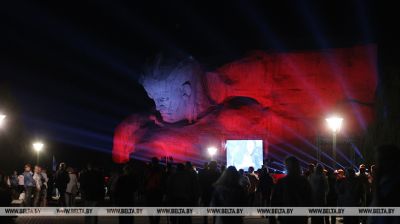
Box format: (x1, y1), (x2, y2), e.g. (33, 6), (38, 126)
(0, 0), (386, 171)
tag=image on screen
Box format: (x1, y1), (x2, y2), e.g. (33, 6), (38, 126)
(226, 140), (263, 170)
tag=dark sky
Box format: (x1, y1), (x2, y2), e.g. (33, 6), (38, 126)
(0, 0), (383, 170)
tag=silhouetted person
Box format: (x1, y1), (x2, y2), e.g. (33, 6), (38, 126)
(18, 172), (24, 195)
(54, 162), (70, 206)
(198, 163), (209, 198)
(185, 161), (197, 175)
(80, 163), (105, 224)
(33, 165), (44, 207)
(145, 157), (166, 224)
(0, 172), (12, 224)
(325, 169), (338, 224)
(336, 168), (345, 180)
(369, 164), (376, 204)
(304, 163), (315, 179)
(369, 164), (376, 185)
(336, 168), (363, 224)
(167, 163), (199, 224)
(108, 166), (121, 206)
(309, 164), (328, 224)
(115, 163), (138, 224)
(368, 144), (400, 224)
(357, 164), (371, 224)
(238, 169), (250, 190)
(211, 166), (247, 224)
(200, 162), (209, 172)
(40, 168), (48, 206)
(246, 166), (259, 206)
(258, 165), (273, 206)
(258, 165), (274, 223)
(23, 164), (35, 206)
(199, 161), (220, 224)
(46, 170), (54, 202)
(65, 167), (78, 207)
(10, 170), (18, 199)
(185, 161), (200, 202)
(220, 165), (226, 173)
(271, 156), (312, 224)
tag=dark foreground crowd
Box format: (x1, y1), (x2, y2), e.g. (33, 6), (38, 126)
(0, 144), (400, 224)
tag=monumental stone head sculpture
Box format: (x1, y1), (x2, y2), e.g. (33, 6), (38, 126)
(140, 55), (211, 123)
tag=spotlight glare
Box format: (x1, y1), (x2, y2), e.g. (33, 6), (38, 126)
(207, 147), (217, 156)
(33, 142), (44, 152)
(326, 116), (343, 133)
(0, 114), (6, 127)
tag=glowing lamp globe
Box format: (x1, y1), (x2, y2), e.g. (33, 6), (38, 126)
(207, 147), (217, 156)
(33, 142), (44, 152)
(326, 116), (343, 133)
(0, 114), (6, 127)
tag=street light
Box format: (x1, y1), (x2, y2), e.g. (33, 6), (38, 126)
(207, 147), (217, 161)
(33, 142), (44, 165)
(0, 114), (6, 128)
(326, 116), (343, 170)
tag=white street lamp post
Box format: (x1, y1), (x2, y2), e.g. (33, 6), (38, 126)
(33, 142), (44, 165)
(326, 116), (343, 170)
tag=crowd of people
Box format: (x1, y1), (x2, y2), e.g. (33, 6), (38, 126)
(0, 144), (399, 224)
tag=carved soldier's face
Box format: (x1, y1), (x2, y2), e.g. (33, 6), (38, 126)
(141, 57), (206, 123)
(146, 81), (192, 123)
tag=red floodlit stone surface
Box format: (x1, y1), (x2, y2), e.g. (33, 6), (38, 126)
(113, 45), (377, 164)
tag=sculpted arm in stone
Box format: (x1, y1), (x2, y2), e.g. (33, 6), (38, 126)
(113, 114), (150, 163)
